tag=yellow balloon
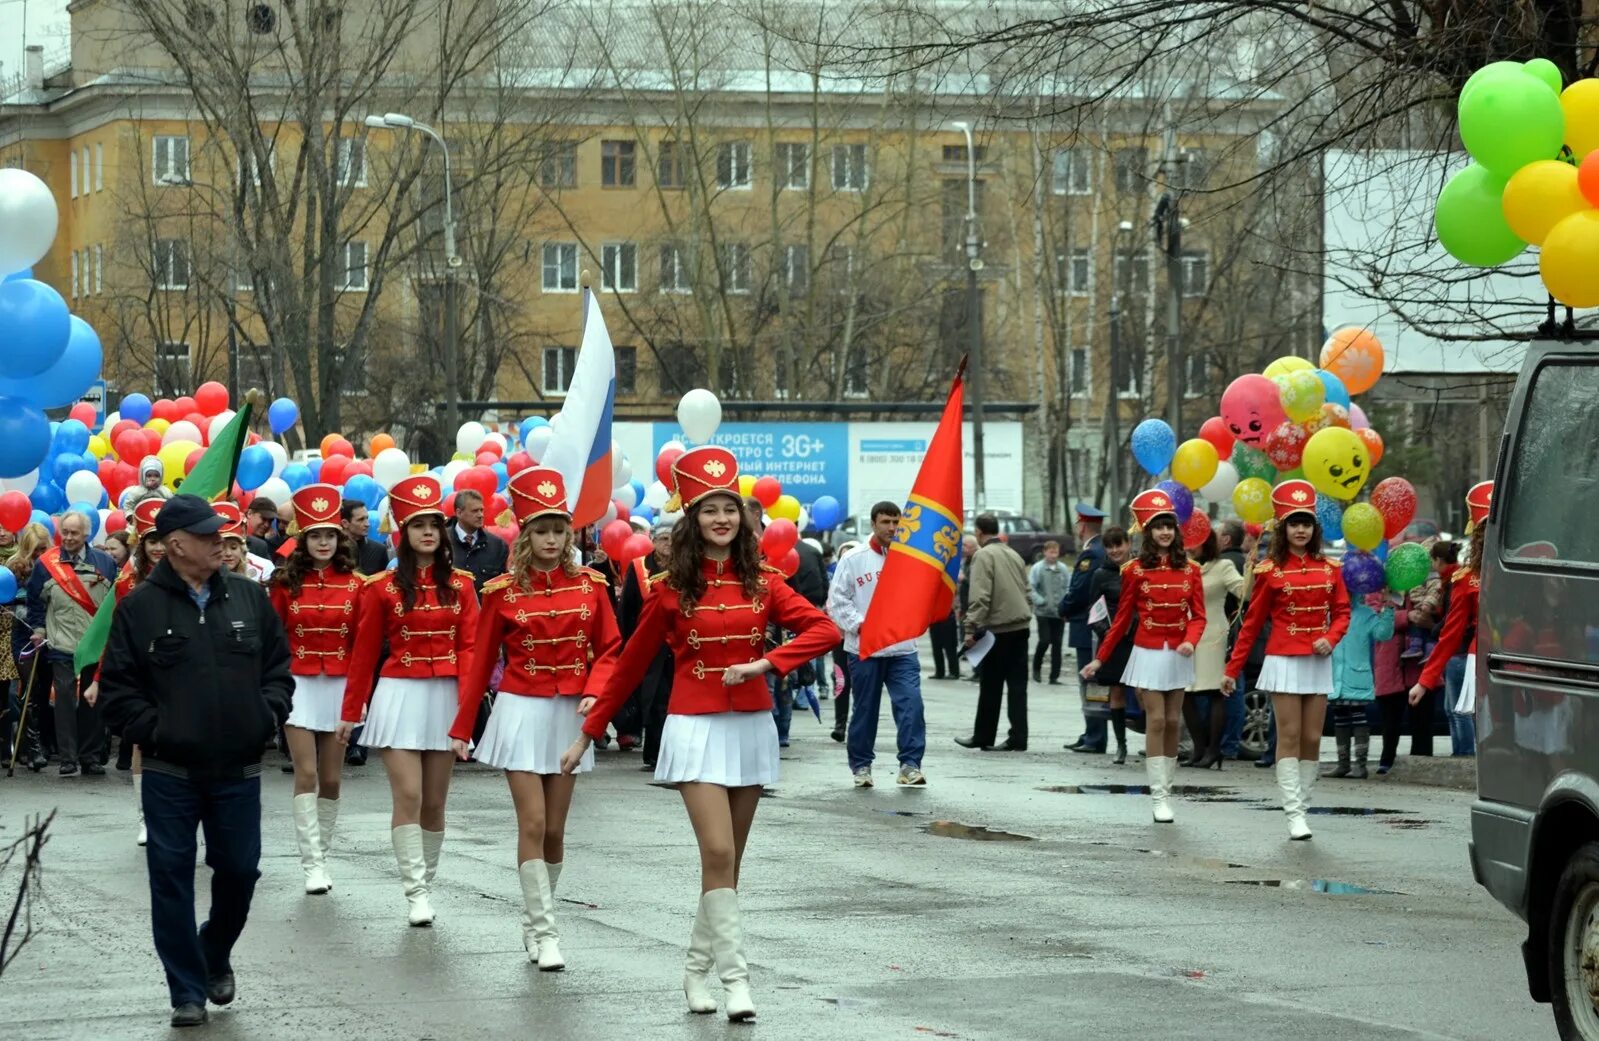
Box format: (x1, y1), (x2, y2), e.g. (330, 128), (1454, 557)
(1302, 427), (1370, 501)
(1276, 369), (1325, 423)
(1171, 438), (1219, 491)
(1501, 160), (1589, 245)
(1232, 477), (1273, 524)
(1262, 356), (1314, 379)
(1562, 80), (1599, 158)
(1341, 502), (1384, 551)
(157, 440), (202, 489)
(737, 474), (757, 497)
(1540, 210), (1599, 308)
(145, 418), (171, 436)
(88, 435), (110, 459)
(769, 494), (801, 522)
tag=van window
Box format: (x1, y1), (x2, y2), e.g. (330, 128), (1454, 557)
(1501, 361), (1599, 566)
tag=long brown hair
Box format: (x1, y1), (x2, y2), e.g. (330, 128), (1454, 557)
(666, 494), (764, 613)
(6, 523), (52, 586)
(273, 529), (359, 598)
(510, 517), (579, 589)
(1137, 517), (1189, 569)
(395, 516), (457, 611)
(134, 532), (163, 582)
(1464, 524), (1485, 574)
(1269, 514), (1324, 565)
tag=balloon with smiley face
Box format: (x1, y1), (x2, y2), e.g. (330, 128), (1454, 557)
(1220, 374), (1287, 448)
(1303, 426), (1371, 501)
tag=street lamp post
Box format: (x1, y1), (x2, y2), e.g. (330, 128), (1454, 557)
(363, 112), (463, 441)
(1106, 219), (1134, 515)
(952, 120), (985, 511)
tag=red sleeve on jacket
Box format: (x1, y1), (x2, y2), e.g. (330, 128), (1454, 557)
(1095, 566), (1139, 664)
(341, 581), (385, 722)
(1419, 578), (1474, 690)
(582, 591), (624, 700)
(450, 589), (504, 742)
(765, 577), (841, 670)
(1184, 562), (1207, 646)
(1226, 568), (1274, 680)
(454, 579), (481, 706)
(583, 587), (670, 740)
(1325, 567), (1352, 646)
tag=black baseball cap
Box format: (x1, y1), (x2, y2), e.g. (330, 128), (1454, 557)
(155, 494), (227, 537)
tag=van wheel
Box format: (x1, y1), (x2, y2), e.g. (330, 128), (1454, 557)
(1551, 843), (1599, 1039)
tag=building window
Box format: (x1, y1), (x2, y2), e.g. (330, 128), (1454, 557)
(1114, 147), (1147, 193)
(1057, 248), (1091, 295)
(94, 143), (104, 191)
(1183, 352), (1209, 398)
(541, 243), (578, 292)
(1179, 148), (1209, 190)
(659, 244), (691, 293)
(70, 250), (79, 297)
(239, 143), (275, 187)
(717, 141), (752, 190)
(657, 342), (708, 393)
(781, 244), (809, 296)
(657, 141), (684, 189)
(615, 345), (638, 394)
(338, 241), (368, 291)
(155, 238), (190, 290)
(1117, 346), (1143, 398)
(237, 346), (274, 395)
(825, 243), (856, 291)
(721, 243), (752, 294)
(154, 342), (192, 397)
(1069, 347), (1090, 396)
(94, 244), (103, 293)
(601, 242), (637, 293)
(1052, 147), (1092, 194)
(335, 347), (366, 396)
(538, 142), (577, 188)
(1180, 250), (1210, 297)
(1114, 251), (1151, 294)
(153, 135), (191, 184)
(601, 140), (635, 187)
(82, 146), (90, 193)
(843, 343), (869, 398)
(831, 144), (867, 191)
(775, 143), (809, 190)
(334, 138), (366, 187)
(70, 151), (78, 198)
(542, 345), (577, 395)
(943, 144), (988, 163)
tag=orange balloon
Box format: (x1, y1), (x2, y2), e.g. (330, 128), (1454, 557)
(1319, 327), (1384, 396)
(1356, 427), (1384, 467)
(1580, 151), (1599, 207)
(319, 433), (342, 456)
(369, 432), (396, 457)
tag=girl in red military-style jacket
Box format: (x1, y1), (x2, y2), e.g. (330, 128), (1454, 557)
(447, 466), (620, 972)
(269, 484), (363, 897)
(1412, 481), (1492, 720)
(1222, 479), (1351, 841)
(1081, 489), (1205, 824)
(336, 475), (479, 928)
(561, 446), (838, 1023)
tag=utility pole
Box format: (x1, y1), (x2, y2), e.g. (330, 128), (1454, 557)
(953, 121), (986, 510)
(1105, 219), (1135, 515)
(1154, 110), (1185, 438)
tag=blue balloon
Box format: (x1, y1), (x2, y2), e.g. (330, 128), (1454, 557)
(306, 458), (323, 481)
(1316, 493), (1344, 541)
(280, 462), (313, 492)
(0, 316), (102, 410)
(29, 482), (64, 514)
(0, 567), (15, 602)
(268, 397), (300, 436)
(492, 461), (509, 491)
(3, 267), (35, 283)
(1341, 550), (1386, 596)
(633, 505), (655, 526)
(236, 445), (273, 492)
(28, 509), (55, 536)
(1130, 418), (1178, 475)
(52, 452), (90, 487)
(0, 278), (72, 378)
(0, 394), (52, 480)
(120, 393), (153, 426)
(1154, 480), (1195, 524)
(810, 494), (843, 531)
(55, 418), (91, 455)
(629, 478), (645, 504)
(1314, 369), (1351, 410)
(68, 503), (100, 542)
(519, 416), (548, 444)
(344, 474), (381, 510)
(1373, 539), (1389, 563)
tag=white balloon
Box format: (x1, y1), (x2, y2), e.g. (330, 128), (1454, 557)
(207, 411), (237, 444)
(162, 420), (203, 447)
(660, 509), (683, 525)
(256, 477), (292, 508)
(600, 501), (618, 526)
(483, 431), (508, 454)
(260, 440), (288, 478)
(440, 460), (469, 489)
(797, 506), (810, 531)
(644, 480), (670, 510)
(1, 469), (40, 495)
(65, 469), (103, 506)
(525, 426), (554, 463)
(614, 483), (638, 510)
(611, 444), (632, 487)
(455, 421), (487, 456)
(373, 447), (411, 489)
(676, 388), (722, 445)
(1199, 460), (1240, 503)
(104, 411), (120, 428)
(0, 169), (61, 276)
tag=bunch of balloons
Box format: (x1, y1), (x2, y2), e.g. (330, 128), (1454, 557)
(1434, 60), (1599, 306)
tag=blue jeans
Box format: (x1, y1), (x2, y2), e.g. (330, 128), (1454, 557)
(768, 673), (792, 744)
(845, 652), (927, 771)
(1221, 675), (1246, 758)
(1445, 653), (1475, 756)
(143, 771), (262, 1008)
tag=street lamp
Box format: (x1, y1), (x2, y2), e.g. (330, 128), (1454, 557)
(363, 112), (463, 440)
(1106, 219), (1134, 514)
(951, 120), (986, 511)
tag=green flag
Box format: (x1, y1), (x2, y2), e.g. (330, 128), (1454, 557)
(74, 398), (256, 674)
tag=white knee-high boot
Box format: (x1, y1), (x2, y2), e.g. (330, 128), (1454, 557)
(421, 828), (444, 885)
(1276, 757), (1311, 840)
(316, 797), (339, 860)
(1298, 759), (1319, 838)
(703, 888), (755, 1022)
(391, 825), (434, 926)
(518, 860), (564, 971)
(293, 794), (332, 894)
(1145, 756), (1174, 822)
(683, 894), (718, 1014)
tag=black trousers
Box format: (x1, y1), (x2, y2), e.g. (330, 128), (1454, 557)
(929, 614), (961, 678)
(971, 629), (1030, 747)
(52, 660), (103, 768)
(1032, 617), (1065, 681)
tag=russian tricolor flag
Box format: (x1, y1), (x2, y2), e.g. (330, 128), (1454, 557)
(544, 291), (614, 527)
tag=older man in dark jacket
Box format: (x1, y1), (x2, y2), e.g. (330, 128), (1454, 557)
(100, 495), (292, 1029)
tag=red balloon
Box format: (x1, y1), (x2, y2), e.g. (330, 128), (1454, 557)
(455, 465), (498, 497)
(1370, 477), (1417, 539)
(752, 476), (781, 509)
(143, 430), (164, 456)
(172, 396), (198, 417)
(184, 448), (205, 474)
(760, 518), (799, 558)
(1198, 416), (1235, 458)
(485, 523), (519, 545)
(115, 430), (147, 464)
(104, 511), (128, 535)
(600, 519), (632, 558)
(320, 455), (352, 485)
(442, 492), (458, 517)
(324, 437), (355, 459)
(1180, 510), (1212, 550)
(182, 411), (209, 433)
(474, 450), (499, 467)
(1264, 420), (1309, 471)
(1581, 150), (1599, 208)
(0, 491), (31, 531)
(69, 402), (98, 427)
(106, 462), (137, 504)
(1356, 427), (1384, 467)
(344, 460), (374, 479)
(619, 532), (655, 563)
(772, 548), (800, 577)
(478, 440), (504, 459)
(611, 499), (631, 525)
(150, 399), (179, 423)
(488, 493), (510, 521)
(195, 381), (230, 417)
(506, 451), (533, 474)
(656, 446), (684, 487)
(110, 418), (139, 446)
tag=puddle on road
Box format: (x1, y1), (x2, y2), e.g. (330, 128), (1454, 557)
(1383, 818), (1436, 830)
(921, 820), (1035, 842)
(1039, 784), (1264, 803)
(1132, 848), (1251, 869)
(1226, 879), (1402, 895)
(1250, 805), (1409, 816)
(876, 809), (927, 818)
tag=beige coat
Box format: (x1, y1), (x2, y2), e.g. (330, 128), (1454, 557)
(966, 539), (1033, 634)
(1190, 557), (1245, 691)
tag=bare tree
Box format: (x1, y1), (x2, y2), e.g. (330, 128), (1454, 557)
(0, 811), (53, 980)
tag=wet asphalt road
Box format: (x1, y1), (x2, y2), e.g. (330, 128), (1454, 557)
(0, 667), (1554, 1041)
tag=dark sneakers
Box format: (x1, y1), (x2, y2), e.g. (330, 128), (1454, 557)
(206, 972), (236, 1005)
(170, 1004), (208, 1028)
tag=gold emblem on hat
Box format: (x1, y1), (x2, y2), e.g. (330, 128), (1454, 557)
(704, 459), (727, 478)
(311, 496), (329, 513)
(1152, 495), (1168, 506)
(411, 483), (434, 501)
(1291, 489), (1310, 503)
(537, 480), (557, 498)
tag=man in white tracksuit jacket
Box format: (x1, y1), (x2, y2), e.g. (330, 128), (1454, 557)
(825, 501), (928, 789)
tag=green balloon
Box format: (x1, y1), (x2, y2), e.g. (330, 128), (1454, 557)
(1523, 58), (1563, 95)
(1231, 443), (1277, 483)
(1459, 70), (1566, 177)
(1435, 164), (1525, 267)
(1460, 61), (1528, 107)
(1384, 542), (1431, 594)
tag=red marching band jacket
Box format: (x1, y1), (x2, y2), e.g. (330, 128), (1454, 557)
(1419, 566), (1479, 690)
(1225, 553), (1352, 679)
(270, 569), (364, 677)
(449, 566), (622, 742)
(1095, 558), (1206, 661)
(340, 570), (481, 722)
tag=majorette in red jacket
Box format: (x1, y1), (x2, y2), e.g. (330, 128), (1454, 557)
(1418, 566), (1479, 690)
(341, 569), (480, 722)
(1225, 552), (1352, 679)
(1094, 557), (1206, 662)
(270, 568), (364, 677)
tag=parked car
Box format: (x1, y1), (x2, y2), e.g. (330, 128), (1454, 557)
(1232, 686), (1447, 761)
(1469, 338), (1599, 1040)
(961, 511), (1075, 563)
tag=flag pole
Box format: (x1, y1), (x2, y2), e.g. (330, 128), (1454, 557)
(577, 268), (592, 552)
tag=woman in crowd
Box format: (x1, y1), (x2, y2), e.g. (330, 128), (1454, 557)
(449, 467), (621, 971)
(1412, 483), (1492, 725)
(271, 485), (363, 896)
(101, 530), (131, 568)
(216, 503), (273, 583)
(1082, 491), (1206, 822)
(1328, 592), (1395, 779)
(1223, 479), (1351, 840)
(338, 476), (479, 927)
(560, 447), (838, 1022)
(1184, 528), (1245, 770)
(1085, 527), (1132, 763)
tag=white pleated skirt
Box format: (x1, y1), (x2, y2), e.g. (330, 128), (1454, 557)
(475, 694), (592, 774)
(1257, 654), (1333, 695)
(1122, 645), (1195, 691)
(656, 712), (780, 787)
(361, 677), (456, 752)
(285, 674), (345, 733)
(1455, 653), (1478, 715)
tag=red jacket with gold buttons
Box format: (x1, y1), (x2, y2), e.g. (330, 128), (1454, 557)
(1419, 567), (1479, 690)
(269, 566), (363, 678)
(449, 565), (622, 742)
(1225, 552), (1351, 679)
(582, 560), (840, 740)
(341, 568), (480, 722)
(1095, 557), (1206, 662)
